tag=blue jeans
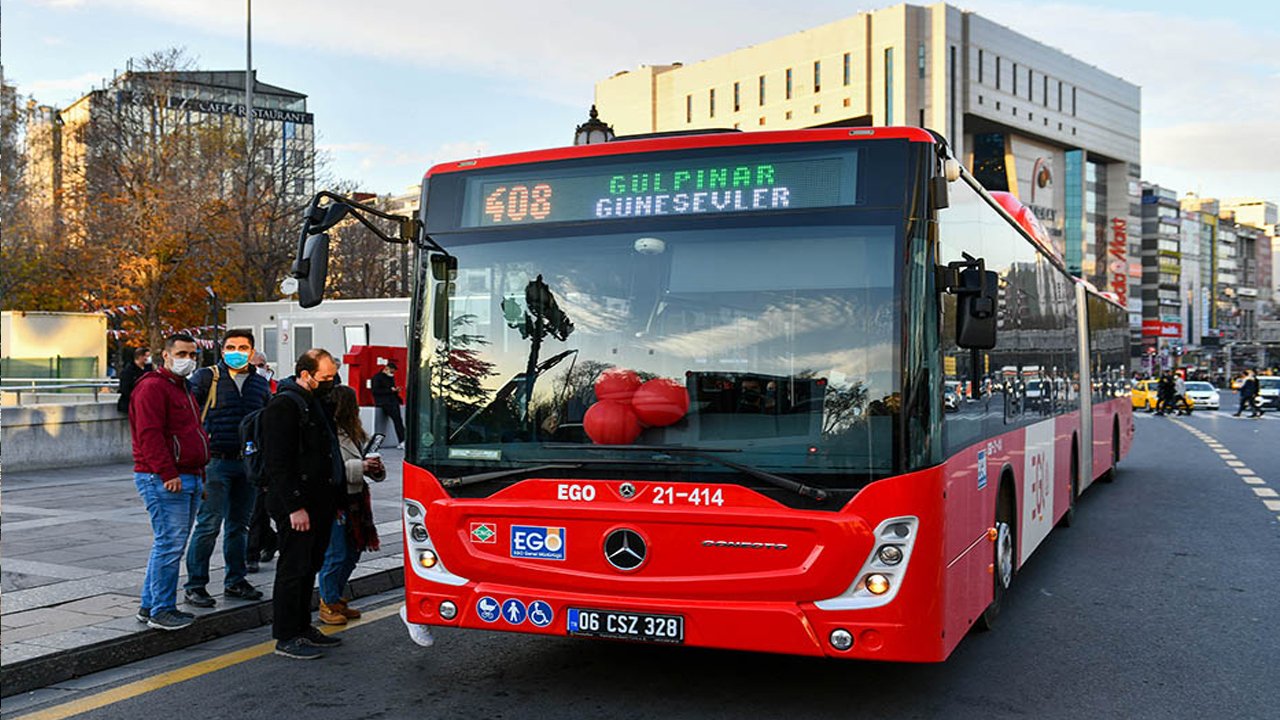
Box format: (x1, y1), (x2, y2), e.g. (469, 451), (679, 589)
(317, 514), (361, 604)
(184, 458), (255, 591)
(135, 472), (202, 613)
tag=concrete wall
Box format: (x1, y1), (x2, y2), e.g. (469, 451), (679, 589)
(1, 401), (132, 472)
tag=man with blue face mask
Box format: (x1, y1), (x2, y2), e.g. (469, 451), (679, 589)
(183, 329), (272, 608)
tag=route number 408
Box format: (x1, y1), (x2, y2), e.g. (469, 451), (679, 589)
(484, 184), (552, 223)
(651, 486), (725, 506)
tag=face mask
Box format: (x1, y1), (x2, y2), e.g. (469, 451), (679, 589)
(224, 351), (250, 369)
(259, 368), (273, 382)
(313, 379), (336, 398)
(170, 357), (197, 377)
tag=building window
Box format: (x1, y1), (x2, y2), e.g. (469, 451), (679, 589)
(1012, 62), (1018, 95)
(1058, 81), (1063, 111)
(1043, 75), (1049, 106)
(843, 52), (851, 85)
(813, 61), (821, 92)
(996, 100), (1001, 110)
(843, 97), (850, 107)
(919, 108), (925, 127)
(733, 82), (740, 112)
(1072, 86), (1077, 116)
(884, 47), (894, 124)
(814, 104), (821, 114)
(786, 68), (793, 99)
(759, 75), (766, 105)
(759, 116), (766, 126)
(978, 95), (984, 105)
(1012, 107), (1017, 117)
(785, 110), (793, 120)
(995, 57), (1001, 90)
(686, 94), (692, 123)
(918, 43), (926, 79)
(978, 49), (984, 84)
(1027, 67), (1032, 100)
(709, 88), (715, 118)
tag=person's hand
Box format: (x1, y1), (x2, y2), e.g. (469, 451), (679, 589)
(362, 458), (383, 474)
(289, 508), (310, 531)
(163, 477), (182, 492)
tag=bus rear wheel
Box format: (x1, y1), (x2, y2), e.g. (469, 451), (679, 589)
(1100, 419), (1120, 483)
(976, 484), (1015, 632)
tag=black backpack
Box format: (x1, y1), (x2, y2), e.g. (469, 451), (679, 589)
(240, 388), (309, 488)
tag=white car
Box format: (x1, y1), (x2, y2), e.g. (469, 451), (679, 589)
(1183, 381), (1219, 410)
(1258, 376), (1280, 412)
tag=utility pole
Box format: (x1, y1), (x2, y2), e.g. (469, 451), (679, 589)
(244, 0), (254, 250)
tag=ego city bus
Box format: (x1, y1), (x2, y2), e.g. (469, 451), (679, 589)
(290, 126), (1132, 661)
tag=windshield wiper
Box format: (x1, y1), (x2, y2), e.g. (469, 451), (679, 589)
(544, 444), (831, 503)
(440, 463), (581, 489)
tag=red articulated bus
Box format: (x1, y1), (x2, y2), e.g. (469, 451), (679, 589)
(294, 126), (1133, 661)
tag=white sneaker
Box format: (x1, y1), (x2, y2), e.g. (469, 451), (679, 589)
(396, 442), (405, 449)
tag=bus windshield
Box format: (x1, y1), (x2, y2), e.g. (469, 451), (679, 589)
(415, 213), (901, 489)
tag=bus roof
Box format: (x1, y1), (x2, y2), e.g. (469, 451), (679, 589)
(425, 126), (936, 178)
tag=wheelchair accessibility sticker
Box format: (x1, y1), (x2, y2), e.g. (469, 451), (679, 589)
(527, 600), (554, 628)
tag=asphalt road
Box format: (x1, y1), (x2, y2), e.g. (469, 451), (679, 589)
(8, 409), (1278, 720)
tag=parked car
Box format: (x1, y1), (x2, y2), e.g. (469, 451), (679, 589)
(1183, 381), (1219, 410)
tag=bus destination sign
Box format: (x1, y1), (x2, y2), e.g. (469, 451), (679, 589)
(462, 151), (854, 228)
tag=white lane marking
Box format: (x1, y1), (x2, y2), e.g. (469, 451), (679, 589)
(1169, 418), (1276, 521)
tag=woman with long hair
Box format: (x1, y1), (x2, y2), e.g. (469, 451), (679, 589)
(317, 385), (384, 624)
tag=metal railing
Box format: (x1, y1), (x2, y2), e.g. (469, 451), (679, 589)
(0, 378), (120, 405)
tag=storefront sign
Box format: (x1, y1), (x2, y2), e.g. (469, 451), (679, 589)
(1109, 218), (1128, 307)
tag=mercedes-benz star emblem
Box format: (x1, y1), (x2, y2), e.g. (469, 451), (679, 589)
(603, 529), (647, 571)
(619, 482), (636, 499)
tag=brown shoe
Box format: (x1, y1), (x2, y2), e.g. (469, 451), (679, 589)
(318, 601), (348, 626)
(335, 599), (362, 619)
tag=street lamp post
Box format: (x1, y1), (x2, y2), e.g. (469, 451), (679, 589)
(573, 105), (615, 145)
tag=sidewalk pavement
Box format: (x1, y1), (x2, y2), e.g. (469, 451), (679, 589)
(1, 452), (407, 697)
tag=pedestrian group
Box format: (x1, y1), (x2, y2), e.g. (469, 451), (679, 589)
(127, 331), (392, 659)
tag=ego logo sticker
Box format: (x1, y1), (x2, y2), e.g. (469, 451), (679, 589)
(510, 525), (566, 561)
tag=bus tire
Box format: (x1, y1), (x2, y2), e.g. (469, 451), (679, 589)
(1100, 418), (1120, 483)
(1059, 437), (1079, 528)
(976, 476), (1016, 632)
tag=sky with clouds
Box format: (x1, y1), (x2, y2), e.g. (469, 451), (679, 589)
(3, 0), (1277, 203)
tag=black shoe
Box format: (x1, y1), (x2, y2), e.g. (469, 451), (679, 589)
(246, 560), (260, 573)
(274, 637), (324, 660)
(147, 609), (195, 631)
(184, 588), (216, 608)
(259, 550), (276, 563)
(224, 580), (264, 601)
(136, 607), (150, 623)
(299, 625), (342, 647)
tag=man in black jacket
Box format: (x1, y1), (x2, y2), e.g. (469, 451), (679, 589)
(116, 347), (153, 413)
(262, 348), (345, 660)
(370, 361), (405, 449)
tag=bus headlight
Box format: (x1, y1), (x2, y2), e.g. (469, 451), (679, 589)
(418, 550), (438, 568)
(410, 524), (429, 543)
(865, 573), (891, 595)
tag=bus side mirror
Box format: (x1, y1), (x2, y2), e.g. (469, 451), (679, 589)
(430, 254), (457, 339)
(956, 267), (999, 349)
(292, 233), (331, 309)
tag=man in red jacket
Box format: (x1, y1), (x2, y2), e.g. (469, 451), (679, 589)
(130, 333), (210, 631)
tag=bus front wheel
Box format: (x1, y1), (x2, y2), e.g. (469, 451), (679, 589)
(976, 481), (1016, 632)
